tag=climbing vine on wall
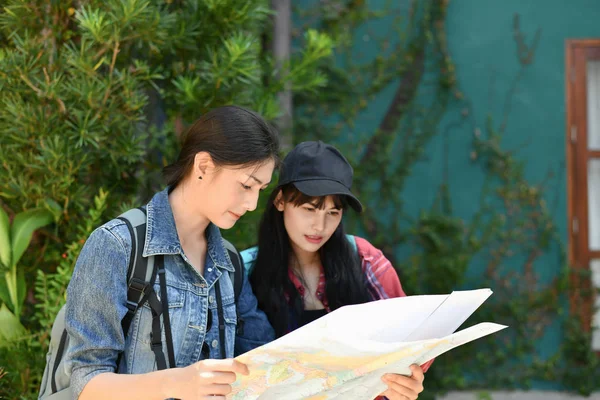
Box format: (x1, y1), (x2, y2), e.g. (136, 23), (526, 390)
(295, 0), (599, 397)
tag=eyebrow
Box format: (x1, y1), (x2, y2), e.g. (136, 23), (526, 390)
(308, 202), (341, 210)
(248, 175), (269, 186)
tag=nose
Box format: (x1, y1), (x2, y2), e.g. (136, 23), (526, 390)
(245, 190), (260, 212)
(311, 213), (326, 233)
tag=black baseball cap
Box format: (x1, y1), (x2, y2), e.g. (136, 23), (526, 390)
(277, 141), (363, 212)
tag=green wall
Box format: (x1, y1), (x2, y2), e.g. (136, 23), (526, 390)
(404, 0), (599, 389)
(297, 0), (600, 390)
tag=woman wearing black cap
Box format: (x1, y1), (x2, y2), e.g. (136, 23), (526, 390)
(243, 141), (430, 400)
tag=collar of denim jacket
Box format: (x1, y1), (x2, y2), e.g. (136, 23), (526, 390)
(142, 188), (235, 272)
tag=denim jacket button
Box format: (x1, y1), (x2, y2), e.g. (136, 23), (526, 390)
(211, 340), (218, 349)
(209, 295), (215, 304)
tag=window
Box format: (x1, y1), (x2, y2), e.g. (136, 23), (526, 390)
(566, 39), (600, 350)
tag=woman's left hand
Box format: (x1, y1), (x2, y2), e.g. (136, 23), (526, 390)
(380, 364), (424, 400)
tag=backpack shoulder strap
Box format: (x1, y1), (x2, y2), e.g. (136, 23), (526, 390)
(222, 239), (244, 302)
(222, 238), (245, 337)
(48, 306), (69, 395)
(116, 208), (174, 369)
(346, 234), (358, 255)
(117, 207), (154, 336)
(240, 246), (259, 275)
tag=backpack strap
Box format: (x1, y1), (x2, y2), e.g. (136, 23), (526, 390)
(117, 208), (155, 336)
(147, 256), (172, 370)
(223, 239), (244, 301)
(240, 246), (258, 275)
(346, 234), (358, 255)
(157, 255), (176, 369)
(214, 279), (227, 359)
(223, 239), (245, 336)
(117, 208), (175, 369)
(51, 322), (69, 393)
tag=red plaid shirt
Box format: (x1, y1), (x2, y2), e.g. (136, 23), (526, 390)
(287, 235), (434, 377)
(287, 236), (406, 311)
(240, 234), (434, 395)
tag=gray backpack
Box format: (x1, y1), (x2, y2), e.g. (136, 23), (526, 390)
(38, 208), (244, 399)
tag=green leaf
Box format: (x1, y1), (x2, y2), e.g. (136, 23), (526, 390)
(0, 277), (10, 309)
(10, 208), (54, 267)
(0, 207), (10, 268)
(17, 268), (26, 315)
(0, 303), (26, 344)
(3, 270), (17, 313)
(44, 198), (63, 220)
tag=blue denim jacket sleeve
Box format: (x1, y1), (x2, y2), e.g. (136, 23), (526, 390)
(65, 225), (129, 400)
(234, 265), (275, 356)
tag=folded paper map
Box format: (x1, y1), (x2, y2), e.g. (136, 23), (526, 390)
(229, 289), (507, 400)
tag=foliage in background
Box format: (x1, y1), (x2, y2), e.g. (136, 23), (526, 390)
(1, 0), (599, 398)
(0, 189), (108, 396)
(0, 206), (54, 341)
(0, 0), (332, 398)
(33, 189), (109, 335)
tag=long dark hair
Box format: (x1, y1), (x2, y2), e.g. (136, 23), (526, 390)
(163, 105), (280, 188)
(249, 184), (371, 337)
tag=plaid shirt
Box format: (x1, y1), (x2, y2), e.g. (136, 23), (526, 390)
(286, 235), (434, 379)
(241, 235), (434, 388)
(287, 236), (406, 311)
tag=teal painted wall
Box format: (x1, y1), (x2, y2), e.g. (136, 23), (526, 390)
(409, 0), (600, 255)
(411, 0), (600, 249)
(404, 0), (600, 390)
(298, 0), (600, 390)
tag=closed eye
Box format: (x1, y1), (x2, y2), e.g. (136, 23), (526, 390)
(241, 183), (252, 190)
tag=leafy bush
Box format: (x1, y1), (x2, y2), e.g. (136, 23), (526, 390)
(0, 1), (332, 397)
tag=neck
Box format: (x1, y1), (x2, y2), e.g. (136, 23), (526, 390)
(290, 243), (321, 273)
(168, 180), (211, 245)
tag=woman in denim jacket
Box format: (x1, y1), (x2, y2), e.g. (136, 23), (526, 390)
(64, 106), (278, 399)
(244, 141), (432, 400)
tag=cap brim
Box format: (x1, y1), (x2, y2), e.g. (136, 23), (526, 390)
(292, 180), (363, 212)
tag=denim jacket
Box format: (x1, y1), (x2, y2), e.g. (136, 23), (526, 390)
(64, 188), (274, 399)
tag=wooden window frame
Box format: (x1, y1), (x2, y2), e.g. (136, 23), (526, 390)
(565, 39), (600, 346)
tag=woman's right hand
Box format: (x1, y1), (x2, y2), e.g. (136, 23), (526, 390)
(168, 358), (249, 399)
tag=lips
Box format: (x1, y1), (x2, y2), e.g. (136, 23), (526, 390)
(305, 235), (323, 244)
(229, 211), (242, 219)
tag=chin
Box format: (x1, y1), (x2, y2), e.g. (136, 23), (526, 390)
(210, 216), (238, 230)
(294, 241), (324, 254)
(215, 220), (237, 230)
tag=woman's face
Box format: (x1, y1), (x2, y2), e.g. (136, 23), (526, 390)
(199, 158), (275, 229)
(276, 194), (343, 256)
